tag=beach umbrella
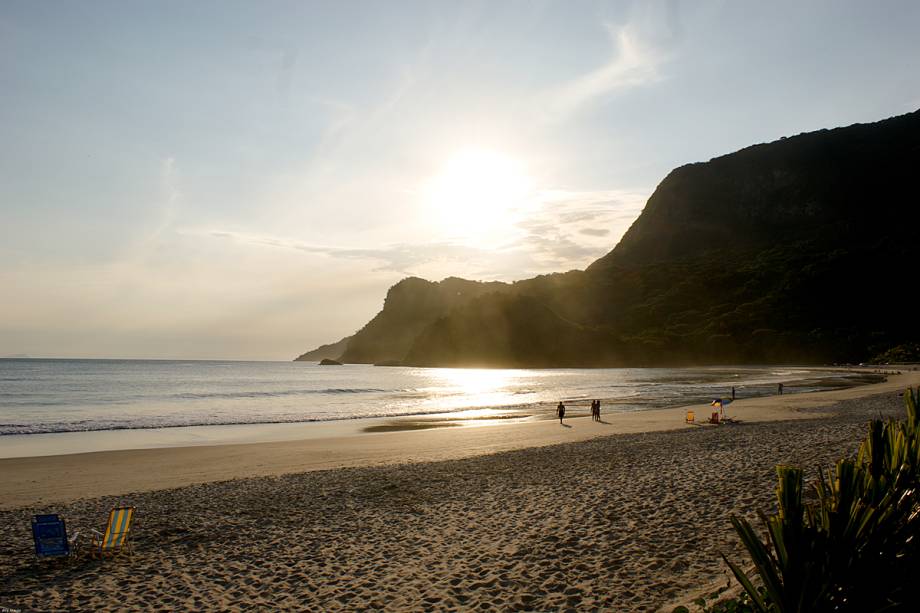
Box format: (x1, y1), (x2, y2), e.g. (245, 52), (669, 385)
(711, 398), (732, 420)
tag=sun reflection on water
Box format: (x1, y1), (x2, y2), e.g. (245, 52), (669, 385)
(421, 368), (531, 413)
(433, 368), (517, 393)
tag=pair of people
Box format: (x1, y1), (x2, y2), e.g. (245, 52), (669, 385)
(590, 399), (601, 421)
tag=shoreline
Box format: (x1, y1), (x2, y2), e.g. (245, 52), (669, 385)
(0, 365), (892, 460)
(1, 370), (916, 510)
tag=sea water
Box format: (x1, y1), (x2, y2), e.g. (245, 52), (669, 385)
(0, 359), (873, 437)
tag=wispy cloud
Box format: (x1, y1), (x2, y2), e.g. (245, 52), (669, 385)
(155, 156), (180, 235)
(507, 189), (648, 268)
(205, 188), (649, 280)
(545, 23), (668, 118)
(206, 230), (494, 276)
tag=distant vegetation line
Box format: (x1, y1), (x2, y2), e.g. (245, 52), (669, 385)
(296, 109), (920, 367)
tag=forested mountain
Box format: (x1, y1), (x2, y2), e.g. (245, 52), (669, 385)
(297, 110), (920, 367)
(337, 277), (509, 364)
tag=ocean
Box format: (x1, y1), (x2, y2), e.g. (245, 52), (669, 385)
(0, 358), (875, 438)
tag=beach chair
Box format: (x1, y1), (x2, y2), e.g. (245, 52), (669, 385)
(31, 514), (78, 561)
(686, 410), (695, 423)
(88, 506), (136, 559)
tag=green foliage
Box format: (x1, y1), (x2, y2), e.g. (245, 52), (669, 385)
(724, 388), (920, 612)
(870, 342), (920, 364)
(338, 277), (513, 364)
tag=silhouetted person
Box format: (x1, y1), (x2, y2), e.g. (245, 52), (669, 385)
(557, 401), (566, 424)
(731, 386), (736, 400)
(594, 399), (601, 421)
(778, 383), (784, 395)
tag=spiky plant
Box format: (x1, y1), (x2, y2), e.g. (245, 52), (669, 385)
(723, 387), (920, 612)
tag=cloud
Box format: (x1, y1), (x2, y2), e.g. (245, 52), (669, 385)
(156, 157), (180, 230)
(206, 229), (495, 276)
(545, 23), (668, 118)
(204, 188), (650, 281)
(579, 228), (610, 237)
(505, 189), (649, 267)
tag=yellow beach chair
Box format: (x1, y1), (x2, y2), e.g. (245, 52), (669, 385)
(89, 506), (136, 559)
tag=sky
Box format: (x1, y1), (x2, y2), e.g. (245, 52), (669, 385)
(1, 1), (919, 360)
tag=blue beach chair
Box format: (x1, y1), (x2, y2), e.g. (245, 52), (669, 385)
(31, 514), (77, 560)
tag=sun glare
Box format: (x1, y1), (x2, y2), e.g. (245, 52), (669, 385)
(425, 148), (533, 245)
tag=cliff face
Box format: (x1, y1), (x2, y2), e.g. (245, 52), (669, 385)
(592, 109), (920, 270)
(297, 109), (920, 367)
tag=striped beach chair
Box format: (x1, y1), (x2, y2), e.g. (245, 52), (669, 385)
(89, 506), (136, 559)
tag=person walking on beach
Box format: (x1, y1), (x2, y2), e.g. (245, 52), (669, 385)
(778, 382), (784, 395)
(593, 399), (601, 421)
(557, 401), (566, 425)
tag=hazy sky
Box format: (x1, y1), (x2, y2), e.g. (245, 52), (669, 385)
(2, 1), (918, 360)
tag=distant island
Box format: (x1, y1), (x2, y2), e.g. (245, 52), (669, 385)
(318, 358), (343, 366)
(297, 109), (920, 367)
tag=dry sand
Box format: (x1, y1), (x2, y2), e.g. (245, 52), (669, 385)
(0, 370), (917, 611)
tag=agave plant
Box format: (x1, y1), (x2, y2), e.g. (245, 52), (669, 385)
(723, 387), (920, 612)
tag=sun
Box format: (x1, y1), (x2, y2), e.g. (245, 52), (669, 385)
(425, 148), (533, 245)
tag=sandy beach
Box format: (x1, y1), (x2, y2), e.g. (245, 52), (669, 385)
(1, 371), (917, 611)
